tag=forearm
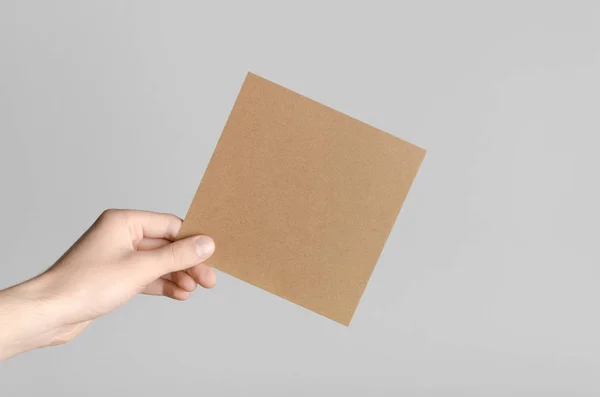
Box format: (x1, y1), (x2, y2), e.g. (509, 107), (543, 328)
(0, 278), (59, 360)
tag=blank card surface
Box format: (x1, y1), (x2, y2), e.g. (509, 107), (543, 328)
(178, 72), (426, 325)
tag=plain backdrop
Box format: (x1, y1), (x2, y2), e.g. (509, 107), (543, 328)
(1, 1), (599, 396)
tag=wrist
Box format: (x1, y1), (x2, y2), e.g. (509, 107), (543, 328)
(0, 276), (63, 360)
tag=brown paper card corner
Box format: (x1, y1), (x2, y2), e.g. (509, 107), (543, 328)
(178, 72), (426, 325)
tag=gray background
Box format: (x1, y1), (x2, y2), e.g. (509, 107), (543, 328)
(1, 1), (599, 395)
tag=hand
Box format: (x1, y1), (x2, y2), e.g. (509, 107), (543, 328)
(0, 209), (216, 360)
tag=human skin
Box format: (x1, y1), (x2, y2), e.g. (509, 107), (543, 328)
(0, 209), (216, 360)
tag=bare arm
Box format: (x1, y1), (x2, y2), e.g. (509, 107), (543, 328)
(0, 209), (216, 360)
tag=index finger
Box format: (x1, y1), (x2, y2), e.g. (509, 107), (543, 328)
(123, 210), (183, 241)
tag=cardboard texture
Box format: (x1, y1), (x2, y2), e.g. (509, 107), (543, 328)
(178, 72), (426, 325)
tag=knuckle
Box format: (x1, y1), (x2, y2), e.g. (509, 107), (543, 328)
(98, 208), (122, 223)
(168, 244), (180, 265)
(98, 209), (135, 228)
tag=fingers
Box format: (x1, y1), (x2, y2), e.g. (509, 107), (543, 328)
(169, 271), (197, 292)
(136, 235), (215, 277)
(137, 237), (217, 291)
(159, 268), (214, 292)
(186, 264), (217, 289)
(136, 238), (171, 251)
(143, 278), (191, 301)
(108, 209), (183, 240)
(134, 212), (183, 240)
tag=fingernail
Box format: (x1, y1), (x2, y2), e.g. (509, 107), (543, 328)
(195, 236), (215, 258)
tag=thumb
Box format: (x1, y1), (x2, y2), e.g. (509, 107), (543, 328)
(138, 235), (215, 276)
